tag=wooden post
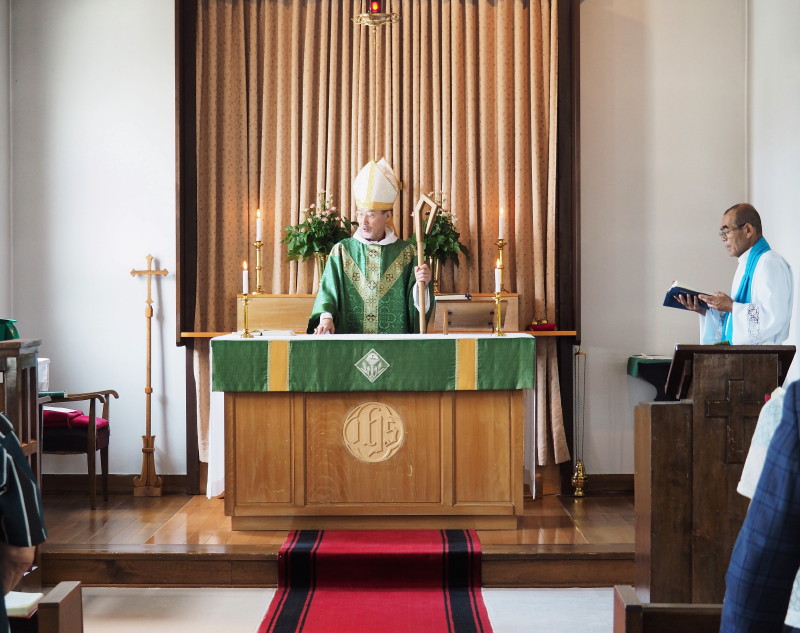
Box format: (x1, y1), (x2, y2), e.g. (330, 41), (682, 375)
(130, 254), (168, 496)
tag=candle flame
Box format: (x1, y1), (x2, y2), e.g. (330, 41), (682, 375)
(496, 258), (500, 268)
(256, 209), (261, 219)
(242, 260), (248, 270)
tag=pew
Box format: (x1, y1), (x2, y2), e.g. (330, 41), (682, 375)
(613, 585), (721, 633)
(10, 581), (83, 633)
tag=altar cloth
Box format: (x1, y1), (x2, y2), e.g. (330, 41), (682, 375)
(211, 332), (535, 392)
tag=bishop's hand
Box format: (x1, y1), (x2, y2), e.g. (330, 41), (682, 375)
(313, 316), (335, 335)
(415, 264), (432, 286)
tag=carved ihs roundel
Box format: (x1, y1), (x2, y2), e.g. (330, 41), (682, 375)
(342, 401), (405, 463)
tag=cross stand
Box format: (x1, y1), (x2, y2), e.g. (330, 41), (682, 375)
(130, 254), (168, 496)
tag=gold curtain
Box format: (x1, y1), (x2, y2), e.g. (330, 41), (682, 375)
(194, 0), (569, 465)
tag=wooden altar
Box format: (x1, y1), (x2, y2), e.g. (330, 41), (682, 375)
(634, 344), (795, 603)
(211, 332), (535, 530)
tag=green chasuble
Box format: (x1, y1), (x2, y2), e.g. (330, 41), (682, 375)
(307, 237), (434, 334)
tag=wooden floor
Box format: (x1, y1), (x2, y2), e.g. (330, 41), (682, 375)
(40, 492), (634, 589)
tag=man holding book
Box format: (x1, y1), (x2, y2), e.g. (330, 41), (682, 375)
(676, 203), (793, 345)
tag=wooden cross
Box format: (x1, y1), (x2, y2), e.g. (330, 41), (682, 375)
(705, 379), (763, 464)
(130, 254), (168, 496)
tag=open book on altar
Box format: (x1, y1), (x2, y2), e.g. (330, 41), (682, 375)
(663, 281), (709, 311)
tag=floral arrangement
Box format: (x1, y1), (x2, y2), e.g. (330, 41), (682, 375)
(413, 208), (470, 267)
(282, 192), (357, 261)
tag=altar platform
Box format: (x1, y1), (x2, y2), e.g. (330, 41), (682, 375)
(39, 491), (634, 589)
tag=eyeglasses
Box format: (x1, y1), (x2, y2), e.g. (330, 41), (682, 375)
(718, 224), (745, 240)
(356, 210), (386, 221)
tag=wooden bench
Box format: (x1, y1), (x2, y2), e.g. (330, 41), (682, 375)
(10, 581), (83, 633)
(613, 585), (721, 633)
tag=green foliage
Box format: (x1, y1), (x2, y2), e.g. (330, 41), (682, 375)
(412, 209), (469, 267)
(282, 192), (357, 261)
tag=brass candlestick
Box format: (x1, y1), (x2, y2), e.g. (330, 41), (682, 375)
(572, 459), (588, 497)
(253, 240), (264, 294)
(240, 294), (254, 338)
(493, 291), (506, 337)
(496, 238), (509, 292)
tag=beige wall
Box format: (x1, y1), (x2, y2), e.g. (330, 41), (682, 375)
(10, 0), (183, 474)
(580, 0), (748, 472)
(748, 0), (800, 383)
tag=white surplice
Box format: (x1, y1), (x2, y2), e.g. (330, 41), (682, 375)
(700, 246), (793, 345)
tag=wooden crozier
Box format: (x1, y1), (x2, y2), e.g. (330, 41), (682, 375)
(413, 194), (439, 333)
(130, 255), (168, 496)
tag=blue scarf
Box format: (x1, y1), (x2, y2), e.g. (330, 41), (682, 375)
(721, 236), (771, 343)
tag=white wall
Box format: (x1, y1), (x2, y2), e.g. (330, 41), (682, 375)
(580, 0), (748, 472)
(0, 0), (10, 315)
(10, 0), (184, 475)
(748, 0), (800, 384)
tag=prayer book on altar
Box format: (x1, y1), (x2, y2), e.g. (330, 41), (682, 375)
(435, 293), (472, 301)
(663, 281), (709, 310)
(5, 591), (44, 618)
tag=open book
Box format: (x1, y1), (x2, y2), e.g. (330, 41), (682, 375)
(663, 281), (709, 311)
(5, 591), (44, 618)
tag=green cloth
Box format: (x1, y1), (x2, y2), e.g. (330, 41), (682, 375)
(211, 335), (535, 393)
(626, 355), (671, 378)
(307, 237), (434, 334)
(0, 318), (18, 341)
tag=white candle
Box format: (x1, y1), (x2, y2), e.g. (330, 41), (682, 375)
(242, 261), (249, 295)
(256, 209), (262, 242)
(494, 263), (502, 293)
(498, 207), (507, 241)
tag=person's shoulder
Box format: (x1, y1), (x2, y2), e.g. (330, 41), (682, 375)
(332, 239), (357, 254)
(762, 246), (790, 265)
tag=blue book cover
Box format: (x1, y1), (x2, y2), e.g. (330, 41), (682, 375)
(663, 281), (709, 310)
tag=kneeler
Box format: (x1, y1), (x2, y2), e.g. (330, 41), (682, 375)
(42, 390), (118, 509)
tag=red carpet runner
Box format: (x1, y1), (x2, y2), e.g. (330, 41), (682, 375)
(258, 529), (494, 633)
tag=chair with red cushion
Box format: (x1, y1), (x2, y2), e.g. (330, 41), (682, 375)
(42, 390), (119, 509)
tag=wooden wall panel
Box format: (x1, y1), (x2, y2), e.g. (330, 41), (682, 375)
(234, 393), (293, 504)
(454, 391), (512, 503)
(304, 393), (442, 504)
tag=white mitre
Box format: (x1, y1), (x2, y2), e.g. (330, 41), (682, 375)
(353, 158), (399, 210)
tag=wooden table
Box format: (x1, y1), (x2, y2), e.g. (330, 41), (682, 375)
(211, 333), (535, 530)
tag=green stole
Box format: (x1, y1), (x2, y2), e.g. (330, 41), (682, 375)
(308, 237), (434, 334)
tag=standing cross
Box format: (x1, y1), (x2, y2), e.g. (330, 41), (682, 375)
(131, 254), (168, 321)
(130, 254), (168, 496)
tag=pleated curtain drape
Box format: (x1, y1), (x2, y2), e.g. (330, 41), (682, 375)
(193, 0), (569, 465)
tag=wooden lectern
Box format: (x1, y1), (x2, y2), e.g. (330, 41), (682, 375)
(634, 344), (795, 604)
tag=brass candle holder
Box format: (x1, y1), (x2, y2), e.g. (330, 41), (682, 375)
(493, 291), (506, 337)
(252, 240), (264, 295)
(572, 459), (588, 497)
(496, 238), (509, 292)
(240, 294), (254, 338)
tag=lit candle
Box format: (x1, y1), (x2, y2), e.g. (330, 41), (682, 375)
(498, 207), (507, 241)
(242, 261), (249, 295)
(495, 259), (502, 293)
(256, 209), (262, 242)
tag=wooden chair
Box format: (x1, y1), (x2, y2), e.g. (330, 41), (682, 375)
(613, 585), (721, 633)
(42, 391), (119, 509)
(10, 581), (83, 633)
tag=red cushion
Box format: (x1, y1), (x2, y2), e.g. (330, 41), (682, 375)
(70, 415), (109, 429)
(43, 408), (83, 427)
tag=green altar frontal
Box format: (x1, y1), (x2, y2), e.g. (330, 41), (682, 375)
(211, 333), (535, 393)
